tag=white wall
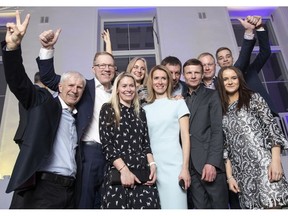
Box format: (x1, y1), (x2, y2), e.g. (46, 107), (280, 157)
(156, 7), (240, 76)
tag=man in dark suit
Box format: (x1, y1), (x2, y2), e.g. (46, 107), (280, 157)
(3, 11), (86, 208)
(36, 29), (116, 208)
(183, 58), (228, 208)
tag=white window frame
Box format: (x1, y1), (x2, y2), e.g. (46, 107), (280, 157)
(100, 15), (161, 67)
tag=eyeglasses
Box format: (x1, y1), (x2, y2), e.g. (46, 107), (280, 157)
(94, 64), (116, 70)
(202, 63), (215, 67)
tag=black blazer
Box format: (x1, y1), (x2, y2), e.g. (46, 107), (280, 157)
(13, 102), (28, 146)
(243, 30), (277, 116)
(13, 85), (42, 146)
(2, 42), (62, 193)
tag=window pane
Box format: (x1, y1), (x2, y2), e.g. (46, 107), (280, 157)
(261, 52), (288, 112)
(129, 22), (154, 50)
(266, 82), (288, 112)
(250, 52), (288, 112)
(104, 21), (154, 51)
(105, 23), (129, 51)
(262, 52), (287, 82)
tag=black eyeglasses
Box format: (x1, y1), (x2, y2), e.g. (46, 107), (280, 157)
(94, 64), (116, 70)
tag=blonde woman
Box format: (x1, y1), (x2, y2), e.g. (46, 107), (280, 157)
(144, 65), (191, 209)
(126, 57), (149, 106)
(99, 72), (160, 209)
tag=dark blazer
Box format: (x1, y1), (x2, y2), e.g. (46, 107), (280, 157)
(2, 42), (62, 193)
(13, 102), (28, 146)
(13, 85), (42, 146)
(243, 30), (277, 115)
(234, 37), (256, 73)
(186, 85), (225, 174)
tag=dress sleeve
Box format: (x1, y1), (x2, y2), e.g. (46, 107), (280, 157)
(140, 108), (152, 155)
(252, 93), (288, 150)
(177, 99), (190, 119)
(99, 103), (121, 164)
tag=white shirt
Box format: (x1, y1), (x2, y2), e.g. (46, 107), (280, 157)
(82, 78), (112, 143)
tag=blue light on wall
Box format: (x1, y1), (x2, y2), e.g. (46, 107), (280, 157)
(228, 7), (277, 17)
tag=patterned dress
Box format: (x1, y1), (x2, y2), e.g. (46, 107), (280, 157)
(137, 85), (148, 107)
(223, 93), (288, 209)
(99, 103), (160, 209)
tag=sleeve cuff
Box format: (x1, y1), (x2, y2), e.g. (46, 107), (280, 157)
(256, 27), (265, 32)
(244, 32), (255, 40)
(39, 47), (54, 60)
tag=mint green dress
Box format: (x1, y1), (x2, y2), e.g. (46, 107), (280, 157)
(144, 98), (190, 209)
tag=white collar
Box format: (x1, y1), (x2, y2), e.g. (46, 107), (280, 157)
(58, 96), (78, 115)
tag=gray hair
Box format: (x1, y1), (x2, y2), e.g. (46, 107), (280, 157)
(60, 71), (86, 87)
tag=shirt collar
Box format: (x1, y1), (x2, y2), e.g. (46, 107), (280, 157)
(202, 76), (216, 87)
(58, 96), (78, 115)
(95, 77), (112, 93)
(187, 85), (201, 96)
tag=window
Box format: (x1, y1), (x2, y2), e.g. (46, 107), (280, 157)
(231, 18), (288, 113)
(101, 14), (159, 73)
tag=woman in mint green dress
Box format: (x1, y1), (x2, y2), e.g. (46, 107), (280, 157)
(144, 65), (191, 209)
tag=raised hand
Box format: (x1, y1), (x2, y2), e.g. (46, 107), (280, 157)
(247, 15), (262, 28)
(101, 29), (112, 54)
(237, 15), (257, 31)
(101, 29), (111, 44)
(39, 28), (61, 49)
(5, 10), (30, 50)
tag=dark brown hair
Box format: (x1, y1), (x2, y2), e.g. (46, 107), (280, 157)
(217, 66), (253, 114)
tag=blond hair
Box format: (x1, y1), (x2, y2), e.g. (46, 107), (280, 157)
(109, 71), (141, 126)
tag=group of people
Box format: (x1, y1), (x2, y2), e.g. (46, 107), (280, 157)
(3, 10), (288, 210)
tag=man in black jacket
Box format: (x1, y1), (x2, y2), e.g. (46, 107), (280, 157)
(3, 10), (86, 208)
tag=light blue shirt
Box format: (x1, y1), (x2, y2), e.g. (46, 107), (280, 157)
(38, 97), (78, 177)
